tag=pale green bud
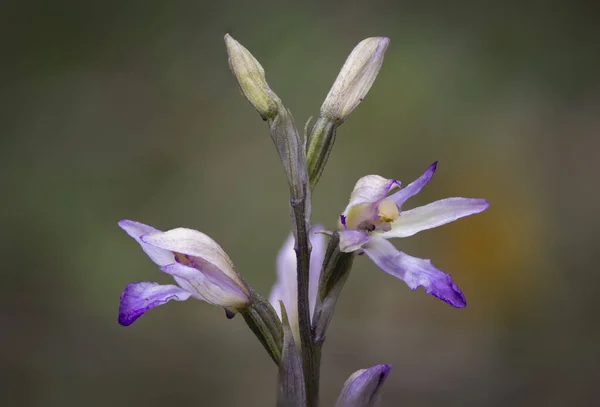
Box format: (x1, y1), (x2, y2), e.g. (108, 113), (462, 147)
(225, 34), (281, 120)
(321, 37), (389, 124)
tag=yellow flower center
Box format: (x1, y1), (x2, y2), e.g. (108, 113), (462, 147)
(377, 199), (400, 223)
(340, 199), (400, 233)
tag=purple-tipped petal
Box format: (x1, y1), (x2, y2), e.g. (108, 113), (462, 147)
(336, 364), (392, 407)
(363, 237), (466, 307)
(118, 220), (174, 266)
(339, 229), (370, 253)
(118, 281), (191, 326)
(382, 197), (490, 239)
(162, 263), (249, 308)
(390, 161), (437, 209)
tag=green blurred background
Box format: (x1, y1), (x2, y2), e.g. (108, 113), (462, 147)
(2, 0), (599, 406)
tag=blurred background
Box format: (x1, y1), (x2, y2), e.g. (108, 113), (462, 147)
(2, 0), (599, 406)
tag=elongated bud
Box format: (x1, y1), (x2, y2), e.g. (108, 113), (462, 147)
(225, 34), (281, 120)
(336, 364), (392, 407)
(321, 37), (389, 124)
(307, 37), (389, 189)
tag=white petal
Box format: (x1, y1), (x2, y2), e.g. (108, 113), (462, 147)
(308, 227), (327, 319)
(118, 220), (174, 266)
(162, 263), (249, 308)
(269, 233), (297, 323)
(343, 175), (399, 215)
(141, 228), (242, 287)
(381, 198), (490, 238)
(268, 226), (327, 344)
(339, 230), (370, 253)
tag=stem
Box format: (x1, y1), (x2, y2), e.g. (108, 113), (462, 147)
(291, 198), (319, 406)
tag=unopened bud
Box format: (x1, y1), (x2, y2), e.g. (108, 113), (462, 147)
(225, 34), (281, 120)
(321, 37), (389, 124)
(336, 364), (392, 407)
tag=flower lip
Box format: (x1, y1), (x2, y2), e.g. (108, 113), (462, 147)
(118, 281), (192, 326)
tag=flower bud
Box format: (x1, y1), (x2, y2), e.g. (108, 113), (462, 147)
(225, 34), (281, 120)
(321, 37), (389, 124)
(336, 364), (391, 407)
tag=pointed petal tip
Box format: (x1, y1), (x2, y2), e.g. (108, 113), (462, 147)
(117, 219), (139, 233)
(376, 36), (390, 49)
(374, 363), (392, 379)
(430, 278), (467, 308)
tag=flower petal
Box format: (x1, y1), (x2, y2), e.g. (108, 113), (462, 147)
(268, 232), (297, 323)
(339, 229), (370, 253)
(390, 161), (437, 209)
(363, 237), (466, 307)
(381, 197), (490, 239)
(336, 364), (392, 407)
(162, 263), (249, 308)
(141, 228), (242, 287)
(268, 226), (326, 344)
(344, 175), (400, 211)
(118, 281), (191, 326)
(308, 227), (327, 319)
(118, 220), (174, 266)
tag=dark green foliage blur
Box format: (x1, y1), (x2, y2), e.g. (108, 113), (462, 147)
(2, 1), (598, 406)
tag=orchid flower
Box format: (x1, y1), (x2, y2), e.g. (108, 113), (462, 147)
(118, 220), (250, 326)
(268, 227), (326, 346)
(338, 162), (489, 307)
(336, 364), (391, 407)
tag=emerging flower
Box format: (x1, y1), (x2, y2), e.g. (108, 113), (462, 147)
(336, 364), (391, 407)
(118, 220), (250, 326)
(321, 37), (389, 124)
(338, 162), (489, 307)
(268, 226), (326, 346)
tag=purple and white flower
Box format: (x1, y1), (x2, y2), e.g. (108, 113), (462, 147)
(336, 364), (391, 407)
(268, 227), (326, 346)
(338, 162), (489, 307)
(117, 220), (250, 326)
